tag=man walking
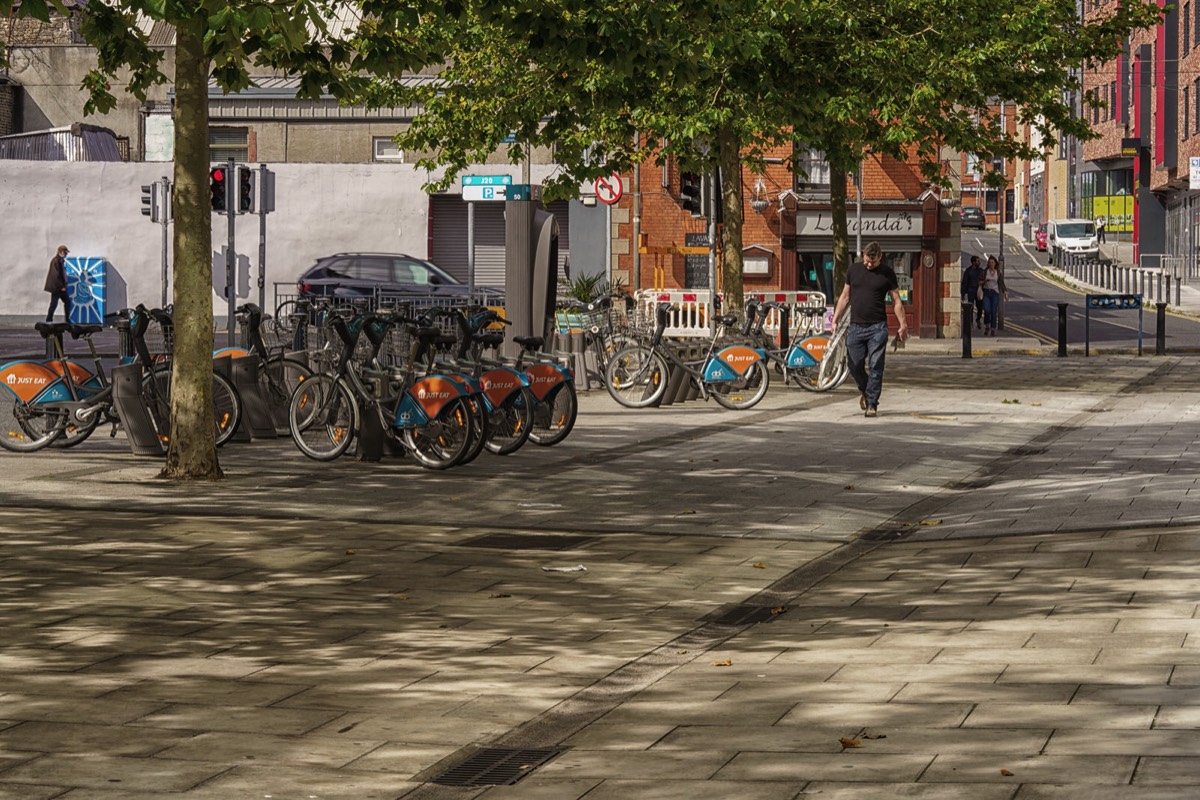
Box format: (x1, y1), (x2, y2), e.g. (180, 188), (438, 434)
(44, 244), (71, 323)
(961, 254), (985, 329)
(831, 241), (908, 418)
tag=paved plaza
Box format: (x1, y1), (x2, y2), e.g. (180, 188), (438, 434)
(1, 353), (1200, 798)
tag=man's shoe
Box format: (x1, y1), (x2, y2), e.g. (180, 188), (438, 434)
(859, 392), (867, 410)
(865, 407), (877, 418)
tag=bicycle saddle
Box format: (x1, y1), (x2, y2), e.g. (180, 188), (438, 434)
(70, 324), (103, 338)
(34, 322), (72, 338)
(473, 332), (504, 348)
(714, 314), (738, 327)
(513, 336), (543, 350)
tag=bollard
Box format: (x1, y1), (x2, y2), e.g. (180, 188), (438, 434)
(961, 301), (974, 359)
(1057, 303), (1069, 358)
(116, 315), (134, 359)
(1156, 302), (1167, 356)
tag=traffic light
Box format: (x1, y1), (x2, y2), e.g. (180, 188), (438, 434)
(680, 172), (703, 217)
(140, 183), (159, 222)
(236, 165), (255, 214)
(210, 166), (228, 213)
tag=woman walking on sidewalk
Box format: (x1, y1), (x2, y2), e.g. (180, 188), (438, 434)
(981, 255), (1007, 336)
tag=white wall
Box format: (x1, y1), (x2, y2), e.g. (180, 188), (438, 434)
(0, 160), (566, 322)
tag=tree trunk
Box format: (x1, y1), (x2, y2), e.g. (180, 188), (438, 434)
(717, 122), (744, 315)
(829, 162), (850, 296)
(160, 17), (222, 480)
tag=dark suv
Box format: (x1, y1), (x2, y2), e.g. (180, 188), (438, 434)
(960, 206), (986, 230)
(296, 253), (502, 303)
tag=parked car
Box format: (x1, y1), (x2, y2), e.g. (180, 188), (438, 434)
(1045, 219), (1099, 264)
(296, 253), (503, 305)
(1035, 223), (1047, 251)
(960, 206), (987, 230)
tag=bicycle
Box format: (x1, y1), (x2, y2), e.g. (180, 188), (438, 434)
(458, 306), (578, 446)
(554, 295), (637, 377)
(286, 308), (475, 469)
(141, 306), (242, 447)
(0, 306), (241, 452)
(604, 302), (770, 410)
(743, 300), (849, 392)
(215, 303), (313, 433)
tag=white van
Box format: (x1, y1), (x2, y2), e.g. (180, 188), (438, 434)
(1046, 218), (1099, 264)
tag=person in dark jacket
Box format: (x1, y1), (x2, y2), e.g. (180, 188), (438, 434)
(44, 244), (71, 323)
(960, 255), (984, 330)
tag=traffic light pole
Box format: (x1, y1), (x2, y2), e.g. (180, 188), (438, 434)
(257, 164), (268, 313)
(160, 176), (171, 307)
(225, 157), (237, 346)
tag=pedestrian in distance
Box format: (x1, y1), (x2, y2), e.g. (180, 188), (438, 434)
(1096, 215), (1107, 244)
(831, 241), (908, 418)
(44, 244), (71, 323)
(961, 254), (985, 330)
(981, 255), (1008, 336)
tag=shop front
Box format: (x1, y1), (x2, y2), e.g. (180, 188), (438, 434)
(793, 203), (938, 336)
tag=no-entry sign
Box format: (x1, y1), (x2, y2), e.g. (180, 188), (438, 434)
(594, 173), (624, 205)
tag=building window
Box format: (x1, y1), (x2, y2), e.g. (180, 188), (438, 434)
(1195, 78), (1200, 132)
(794, 148), (831, 189)
(1186, 86), (1191, 140)
(209, 127), (249, 162)
(1187, 3), (1192, 54)
(372, 136), (404, 162)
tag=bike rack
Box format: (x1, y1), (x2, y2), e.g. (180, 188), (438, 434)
(213, 355), (251, 444)
(229, 357), (277, 440)
(110, 364), (166, 457)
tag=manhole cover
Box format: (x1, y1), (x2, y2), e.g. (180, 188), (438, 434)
(432, 747), (565, 786)
(459, 533), (597, 551)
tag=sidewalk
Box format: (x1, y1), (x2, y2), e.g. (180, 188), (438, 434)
(2, 355), (1200, 797)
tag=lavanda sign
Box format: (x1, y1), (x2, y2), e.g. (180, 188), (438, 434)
(795, 211), (919, 237)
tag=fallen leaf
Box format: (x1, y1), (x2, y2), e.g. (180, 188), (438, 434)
(677, 649), (690, 655)
(710, 658), (733, 667)
(753, 562), (766, 569)
(839, 738), (862, 748)
(845, 484), (856, 490)
(770, 606), (787, 615)
(1031, 402), (1042, 407)
(396, 594), (409, 600)
(345, 549), (356, 555)
(919, 519), (943, 526)
(680, 510), (697, 515)
(489, 593), (511, 599)
(1000, 768), (1015, 776)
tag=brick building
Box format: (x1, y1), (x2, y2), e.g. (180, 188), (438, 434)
(612, 144), (963, 338)
(1080, 0), (1196, 266)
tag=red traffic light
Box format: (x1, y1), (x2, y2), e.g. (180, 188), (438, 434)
(211, 168), (224, 181)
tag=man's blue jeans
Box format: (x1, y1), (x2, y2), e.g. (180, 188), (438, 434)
(846, 321), (889, 409)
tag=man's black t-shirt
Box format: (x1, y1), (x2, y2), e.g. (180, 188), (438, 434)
(846, 261), (899, 325)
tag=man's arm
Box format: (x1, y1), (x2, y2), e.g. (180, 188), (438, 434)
(831, 283), (851, 332)
(892, 289), (908, 340)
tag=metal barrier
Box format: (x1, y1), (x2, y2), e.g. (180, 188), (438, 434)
(1057, 252), (1184, 308)
(633, 289), (827, 338)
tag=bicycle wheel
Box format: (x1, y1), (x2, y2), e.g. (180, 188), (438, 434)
(817, 328), (848, 391)
(484, 387), (534, 455)
(261, 356), (312, 428)
(709, 359), (770, 410)
(145, 367), (241, 448)
(271, 300), (302, 338)
(211, 370), (241, 447)
(604, 346), (668, 408)
(0, 392), (66, 452)
(403, 396), (473, 469)
(288, 373), (356, 461)
(456, 394), (490, 466)
(529, 381), (577, 446)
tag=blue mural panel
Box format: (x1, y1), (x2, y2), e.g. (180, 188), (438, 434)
(64, 256), (107, 325)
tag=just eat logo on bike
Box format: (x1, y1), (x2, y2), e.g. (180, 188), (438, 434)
(719, 347), (759, 367)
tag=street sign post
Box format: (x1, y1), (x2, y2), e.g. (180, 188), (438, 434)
(461, 176), (514, 299)
(595, 173), (623, 205)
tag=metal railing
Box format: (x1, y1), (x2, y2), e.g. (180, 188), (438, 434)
(1054, 251), (1183, 307)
